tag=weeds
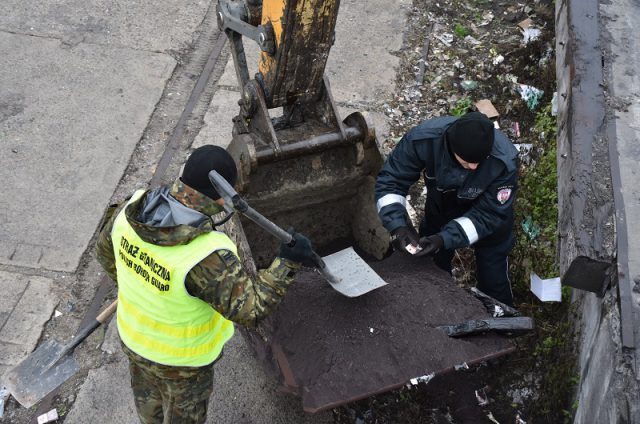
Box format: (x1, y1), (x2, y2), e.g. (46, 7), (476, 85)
(450, 97), (473, 116)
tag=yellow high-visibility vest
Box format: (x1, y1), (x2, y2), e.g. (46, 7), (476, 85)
(112, 190), (235, 366)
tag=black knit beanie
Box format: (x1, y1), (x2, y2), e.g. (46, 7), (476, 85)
(181, 145), (237, 200)
(446, 112), (495, 163)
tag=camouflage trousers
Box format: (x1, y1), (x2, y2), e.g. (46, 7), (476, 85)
(122, 343), (215, 424)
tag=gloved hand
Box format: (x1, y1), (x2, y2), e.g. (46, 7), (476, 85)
(278, 230), (317, 267)
(415, 234), (444, 257)
(390, 225), (420, 254)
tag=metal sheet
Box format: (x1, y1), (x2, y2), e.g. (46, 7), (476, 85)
(322, 247), (388, 297)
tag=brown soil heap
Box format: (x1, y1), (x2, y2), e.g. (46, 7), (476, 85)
(246, 252), (514, 412)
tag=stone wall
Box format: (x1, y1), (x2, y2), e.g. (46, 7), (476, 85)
(555, 0), (640, 422)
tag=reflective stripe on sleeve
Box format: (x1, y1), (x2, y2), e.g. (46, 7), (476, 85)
(376, 194), (407, 212)
(453, 217), (479, 244)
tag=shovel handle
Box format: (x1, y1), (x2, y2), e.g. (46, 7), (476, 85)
(208, 170), (342, 284)
(96, 299), (118, 323)
(51, 300), (118, 368)
(69, 300), (117, 352)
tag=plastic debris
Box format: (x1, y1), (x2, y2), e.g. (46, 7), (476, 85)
(471, 287), (521, 317)
(478, 11), (494, 27)
(521, 216), (540, 240)
(521, 27), (542, 44)
(511, 122), (521, 138)
(464, 35), (482, 46)
(516, 84), (544, 110)
(551, 91), (558, 116)
(487, 411), (501, 423)
(475, 387), (490, 406)
(0, 386), (9, 419)
(454, 362), (469, 371)
(460, 80), (478, 91)
(37, 409), (59, 424)
(530, 272), (562, 302)
(435, 33), (454, 46)
(54, 309), (63, 318)
(493, 305), (505, 318)
(492, 55), (504, 65)
(475, 99), (500, 119)
(515, 413), (527, 424)
(409, 373), (435, 386)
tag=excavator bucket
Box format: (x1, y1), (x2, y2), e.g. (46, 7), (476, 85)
(224, 111), (390, 271)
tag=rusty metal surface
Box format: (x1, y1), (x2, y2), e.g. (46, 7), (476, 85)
(259, 0), (340, 107)
(246, 253), (516, 413)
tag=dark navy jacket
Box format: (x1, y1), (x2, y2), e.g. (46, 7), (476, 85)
(375, 116), (519, 250)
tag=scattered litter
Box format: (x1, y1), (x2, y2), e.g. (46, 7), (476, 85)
(492, 55), (505, 65)
(551, 91), (558, 116)
(475, 99), (500, 119)
(464, 35), (482, 46)
(515, 413), (527, 424)
(460, 80), (478, 91)
(54, 310), (63, 318)
(369, 327), (374, 333)
(487, 411), (501, 423)
(434, 33), (454, 46)
(475, 387), (490, 406)
(0, 386), (9, 418)
(454, 362), (469, 371)
(516, 84), (544, 110)
(478, 11), (494, 27)
(517, 18), (533, 30)
(521, 216), (540, 240)
(409, 372), (435, 386)
(391, 136), (403, 144)
(37, 409), (59, 424)
(530, 272), (562, 302)
(492, 305), (505, 318)
(521, 27), (542, 44)
(511, 122), (521, 138)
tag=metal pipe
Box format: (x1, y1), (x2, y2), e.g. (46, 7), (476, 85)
(255, 125), (362, 164)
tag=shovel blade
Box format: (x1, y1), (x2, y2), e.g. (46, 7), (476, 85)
(2, 339), (80, 408)
(321, 247), (387, 297)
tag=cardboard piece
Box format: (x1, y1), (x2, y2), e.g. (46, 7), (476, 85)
(475, 99), (500, 119)
(518, 18), (533, 30)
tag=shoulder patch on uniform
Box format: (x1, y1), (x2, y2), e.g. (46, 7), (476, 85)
(497, 188), (512, 204)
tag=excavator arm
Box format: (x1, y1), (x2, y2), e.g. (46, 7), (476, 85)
(216, 0), (388, 269)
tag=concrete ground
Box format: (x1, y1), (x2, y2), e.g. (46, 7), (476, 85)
(0, 0), (410, 422)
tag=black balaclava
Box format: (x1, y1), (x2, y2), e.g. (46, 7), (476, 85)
(180, 145), (237, 200)
(446, 111), (495, 163)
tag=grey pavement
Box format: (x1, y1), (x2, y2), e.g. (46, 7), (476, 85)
(0, 0), (410, 422)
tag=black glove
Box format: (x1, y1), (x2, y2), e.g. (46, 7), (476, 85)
(278, 230), (316, 267)
(390, 225), (420, 254)
(415, 234), (444, 257)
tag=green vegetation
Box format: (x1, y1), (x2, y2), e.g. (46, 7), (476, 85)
(454, 23), (470, 38)
(511, 103), (558, 284)
(450, 96), (473, 116)
(509, 103), (579, 423)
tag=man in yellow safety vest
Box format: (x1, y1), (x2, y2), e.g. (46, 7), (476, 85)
(95, 145), (315, 423)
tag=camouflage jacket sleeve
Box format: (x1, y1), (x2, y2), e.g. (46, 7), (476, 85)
(94, 203), (124, 283)
(185, 251), (300, 328)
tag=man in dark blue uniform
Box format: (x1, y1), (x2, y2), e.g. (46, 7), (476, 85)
(375, 112), (519, 306)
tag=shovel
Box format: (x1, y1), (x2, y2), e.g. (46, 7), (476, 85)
(208, 171), (387, 297)
(2, 300), (117, 408)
